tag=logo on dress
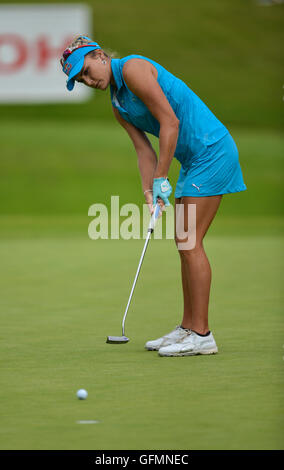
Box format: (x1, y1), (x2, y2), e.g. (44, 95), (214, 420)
(192, 183), (202, 192)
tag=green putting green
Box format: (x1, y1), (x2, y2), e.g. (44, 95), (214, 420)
(0, 234), (283, 449)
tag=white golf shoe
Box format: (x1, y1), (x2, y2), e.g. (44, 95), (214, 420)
(145, 325), (191, 351)
(158, 330), (218, 357)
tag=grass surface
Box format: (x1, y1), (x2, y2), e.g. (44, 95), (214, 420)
(0, 234), (283, 450)
(0, 0), (283, 451)
(0, 120), (283, 448)
(0, 122), (283, 218)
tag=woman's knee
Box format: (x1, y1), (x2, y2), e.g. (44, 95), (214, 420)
(175, 235), (203, 255)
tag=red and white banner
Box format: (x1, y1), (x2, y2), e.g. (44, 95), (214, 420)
(0, 4), (92, 103)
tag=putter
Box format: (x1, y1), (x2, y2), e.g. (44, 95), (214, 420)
(106, 203), (161, 344)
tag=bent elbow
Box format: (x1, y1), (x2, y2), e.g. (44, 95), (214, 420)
(170, 117), (179, 130)
(161, 117), (179, 132)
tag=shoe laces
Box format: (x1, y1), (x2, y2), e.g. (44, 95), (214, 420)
(164, 325), (185, 339)
(177, 325), (192, 335)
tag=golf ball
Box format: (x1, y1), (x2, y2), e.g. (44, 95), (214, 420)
(76, 389), (88, 400)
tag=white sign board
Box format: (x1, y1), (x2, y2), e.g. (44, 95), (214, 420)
(0, 3), (93, 103)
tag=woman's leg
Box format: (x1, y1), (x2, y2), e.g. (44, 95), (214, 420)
(175, 197), (193, 328)
(175, 195), (222, 334)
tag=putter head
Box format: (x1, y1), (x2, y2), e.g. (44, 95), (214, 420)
(106, 335), (130, 344)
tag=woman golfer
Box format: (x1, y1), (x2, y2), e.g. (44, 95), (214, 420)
(61, 36), (247, 357)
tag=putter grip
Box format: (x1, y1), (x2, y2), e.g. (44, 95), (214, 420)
(148, 204), (161, 232)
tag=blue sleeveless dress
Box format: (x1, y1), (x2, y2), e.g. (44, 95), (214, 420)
(110, 55), (247, 197)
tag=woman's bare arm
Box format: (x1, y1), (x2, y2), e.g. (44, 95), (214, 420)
(122, 59), (179, 179)
(112, 106), (157, 195)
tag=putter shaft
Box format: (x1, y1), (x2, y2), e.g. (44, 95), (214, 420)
(121, 230), (152, 336)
